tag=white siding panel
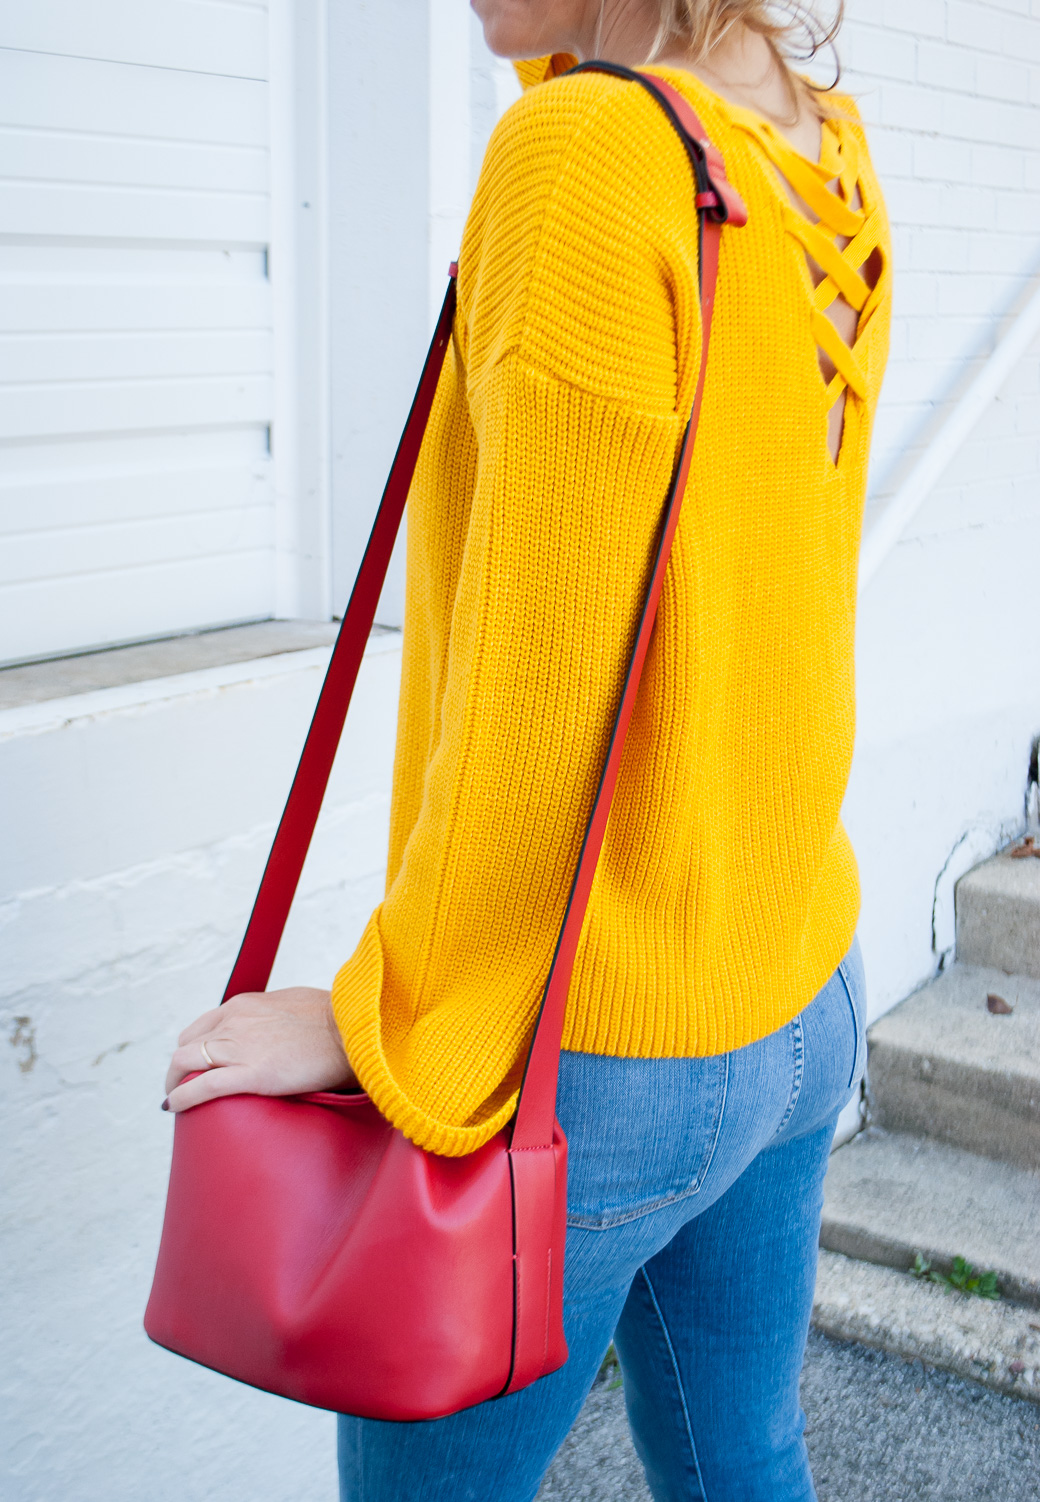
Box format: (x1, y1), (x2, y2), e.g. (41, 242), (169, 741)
(0, 246), (268, 330)
(1, 552), (276, 665)
(0, 2), (268, 80)
(0, 330), (274, 384)
(0, 374), (273, 440)
(2, 278), (270, 335)
(0, 181), (268, 244)
(1, 507), (275, 586)
(0, 7), (276, 661)
(2, 126), (268, 196)
(0, 50), (268, 145)
(0, 432), (270, 533)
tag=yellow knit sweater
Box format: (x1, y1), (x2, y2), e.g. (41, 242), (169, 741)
(331, 58), (891, 1156)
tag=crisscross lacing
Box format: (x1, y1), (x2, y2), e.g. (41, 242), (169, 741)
(734, 111), (883, 424)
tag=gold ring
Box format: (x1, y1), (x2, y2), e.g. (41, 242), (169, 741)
(200, 1039), (217, 1069)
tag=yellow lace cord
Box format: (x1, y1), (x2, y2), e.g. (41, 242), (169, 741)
(735, 114), (884, 411)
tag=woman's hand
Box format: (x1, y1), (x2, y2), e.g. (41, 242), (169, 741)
(164, 987), (359, 1112)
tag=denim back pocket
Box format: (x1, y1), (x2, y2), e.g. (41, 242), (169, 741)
(557, 1051), (729, 1229)
(782, 936), (868, 1140)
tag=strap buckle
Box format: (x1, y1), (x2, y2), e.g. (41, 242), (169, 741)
(692, 140), (748, 228)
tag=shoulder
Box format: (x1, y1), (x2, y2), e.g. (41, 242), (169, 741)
(460, 71), (701, 409)
(486, 65), (696, 179)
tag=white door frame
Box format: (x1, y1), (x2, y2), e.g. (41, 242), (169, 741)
(270, 0), (494, 628)
(268, 0), (332, 622)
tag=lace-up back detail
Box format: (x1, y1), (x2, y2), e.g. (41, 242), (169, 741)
(727, 105), (885, 461)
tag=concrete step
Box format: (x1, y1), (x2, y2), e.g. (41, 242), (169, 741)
(867, 963), (1040, 1170)
(821, 1129), (1040, 1307)
(957, 846), (1040, 979)
(812, 1250), (1040, 1404)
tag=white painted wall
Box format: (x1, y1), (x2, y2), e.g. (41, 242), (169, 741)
(326, 0), (430, 627)
(1, 639), (400, 1502)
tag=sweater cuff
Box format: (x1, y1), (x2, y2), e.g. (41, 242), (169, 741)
(330, 912), (519, 1158)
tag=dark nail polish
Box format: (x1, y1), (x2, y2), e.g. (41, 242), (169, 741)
(161, 1098), (170, 1111)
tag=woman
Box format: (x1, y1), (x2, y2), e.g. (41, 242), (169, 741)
(165, 1), (890, 1497)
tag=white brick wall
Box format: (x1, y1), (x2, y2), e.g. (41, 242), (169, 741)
(839, 0), (1040, 489)
(835, 1), (1040, 1012)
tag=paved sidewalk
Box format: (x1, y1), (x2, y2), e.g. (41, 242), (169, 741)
(536, 1330), (1040, 1500)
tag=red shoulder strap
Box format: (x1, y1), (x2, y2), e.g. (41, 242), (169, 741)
(511, 65), (745, 1149)
(221, 276), (458, 1001)
(222, 67), (746, 1156)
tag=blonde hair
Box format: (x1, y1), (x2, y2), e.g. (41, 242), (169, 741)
(650, 2), (843, 88)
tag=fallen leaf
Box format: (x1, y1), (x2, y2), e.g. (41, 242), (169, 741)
(987, 993), (1014, 1014)
(1011, 836), (1040, 859)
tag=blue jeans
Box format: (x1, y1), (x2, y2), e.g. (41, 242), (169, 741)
(338, 940), (866, 1502)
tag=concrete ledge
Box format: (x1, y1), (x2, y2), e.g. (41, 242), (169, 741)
(813, 1250), (1040, 1404)
(0, 628), (400, 741)
(0, 620), (355, 710)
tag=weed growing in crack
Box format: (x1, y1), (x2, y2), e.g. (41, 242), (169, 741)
(910, 1252), (1000, 1299)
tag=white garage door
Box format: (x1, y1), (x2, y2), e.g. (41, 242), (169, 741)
(0, 2), (275, 665)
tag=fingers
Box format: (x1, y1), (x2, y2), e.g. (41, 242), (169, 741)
(170, 994), (265, 1092)
(176, 993), (266, 1047)
(165, 1035), (231, 1096)
(163, 986), (357, 1110)
(166, 1063), (263, 1114)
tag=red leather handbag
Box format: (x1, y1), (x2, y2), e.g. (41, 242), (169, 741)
(144, 68), (746, 1421)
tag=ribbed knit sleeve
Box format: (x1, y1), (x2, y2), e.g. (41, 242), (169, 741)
(331, 75), (702, 1156)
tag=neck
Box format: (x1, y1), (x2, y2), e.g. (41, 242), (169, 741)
(569, 6), (804, 129)
(569, 4), (766, 73)
(564, 0), (652, 63)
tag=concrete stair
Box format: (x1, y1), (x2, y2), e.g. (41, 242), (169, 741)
(822, 1131), (1040, 1306)
(956, 847), (1040, 979)
(815, 843), (1040, 1401)
(867, 963), (1040, 1170)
